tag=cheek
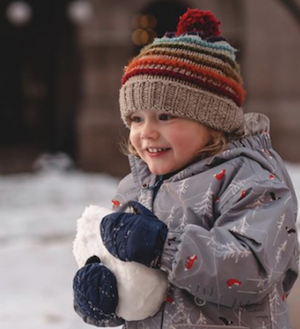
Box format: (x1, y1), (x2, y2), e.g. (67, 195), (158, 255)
(176, 132), (209, 155)
(129, 130), (139, 148)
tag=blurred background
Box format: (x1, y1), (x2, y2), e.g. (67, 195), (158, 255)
(0, 0), (300, 177)
(0, 0), (299, 328)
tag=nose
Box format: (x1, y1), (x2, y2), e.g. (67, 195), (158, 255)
(140, 120), (159, 140)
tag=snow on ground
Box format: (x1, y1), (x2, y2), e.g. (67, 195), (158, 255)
(0, 157), (299, 329)
(0, 162), (119, 329)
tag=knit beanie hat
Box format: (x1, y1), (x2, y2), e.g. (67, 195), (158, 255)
(119, 8), (246, 133)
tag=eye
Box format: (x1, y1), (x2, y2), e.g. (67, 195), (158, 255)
(159, 113), (173, 121)
(130, 115), (143, 123)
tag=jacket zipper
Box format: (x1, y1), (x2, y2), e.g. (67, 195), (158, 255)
(160, 302), (165, 329)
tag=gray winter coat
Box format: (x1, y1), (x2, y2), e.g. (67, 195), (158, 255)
(113, 113), (299, 329)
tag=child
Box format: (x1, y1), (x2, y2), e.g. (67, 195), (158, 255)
(73, 8), (299, 329)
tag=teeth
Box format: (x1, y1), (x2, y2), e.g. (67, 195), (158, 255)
(148, 148), (167, 153)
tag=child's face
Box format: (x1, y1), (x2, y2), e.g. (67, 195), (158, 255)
(129, 110), (211, 175)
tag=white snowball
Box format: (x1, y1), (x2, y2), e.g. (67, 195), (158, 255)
(73, 205), (169, 321)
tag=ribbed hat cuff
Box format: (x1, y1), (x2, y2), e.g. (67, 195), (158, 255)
(119, 76), (244, 133)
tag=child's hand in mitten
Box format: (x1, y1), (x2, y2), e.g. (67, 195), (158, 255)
(73, 255), (122, 323)
(100, 201), (168, 268)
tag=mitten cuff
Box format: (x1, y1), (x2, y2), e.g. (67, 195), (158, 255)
(74, 303), (125, 327)
(160, 230), (181, 273)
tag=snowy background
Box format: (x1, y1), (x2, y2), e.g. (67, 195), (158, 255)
(0, 155), (299, 329)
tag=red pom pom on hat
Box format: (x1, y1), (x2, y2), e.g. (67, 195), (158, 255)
(176, 8), (221, 38)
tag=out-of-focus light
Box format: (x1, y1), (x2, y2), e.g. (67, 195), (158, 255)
(6, 1), (32, 26)
(132, 14), (157, 30)
(140, 14), (157, 29)
(132, 29), (144, 46)
(132, 29), (157, 46)
(132, 13), (157, 46)
(67, 0), (93, 24)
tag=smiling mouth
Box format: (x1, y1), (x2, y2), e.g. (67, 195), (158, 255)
(147, 147), (170, 153)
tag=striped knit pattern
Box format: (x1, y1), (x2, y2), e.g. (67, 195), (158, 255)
(119, 12), (246, 133)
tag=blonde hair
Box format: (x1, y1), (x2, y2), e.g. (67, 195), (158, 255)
(199, 129), (230, 158)
(120, 129), (238, 159)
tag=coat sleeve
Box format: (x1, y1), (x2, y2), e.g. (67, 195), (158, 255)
(111, 173), (140, 210)
(161, 179), (299, 308)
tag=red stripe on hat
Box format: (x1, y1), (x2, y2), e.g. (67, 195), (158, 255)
(125, 56), (245, 103)
(122, 68), (243, 106)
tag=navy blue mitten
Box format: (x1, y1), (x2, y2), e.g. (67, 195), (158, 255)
(101, 201), (168, 268)
(73, 256), (119, 323)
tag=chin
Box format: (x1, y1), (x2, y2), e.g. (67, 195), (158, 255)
(149, 167), (171, 176)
